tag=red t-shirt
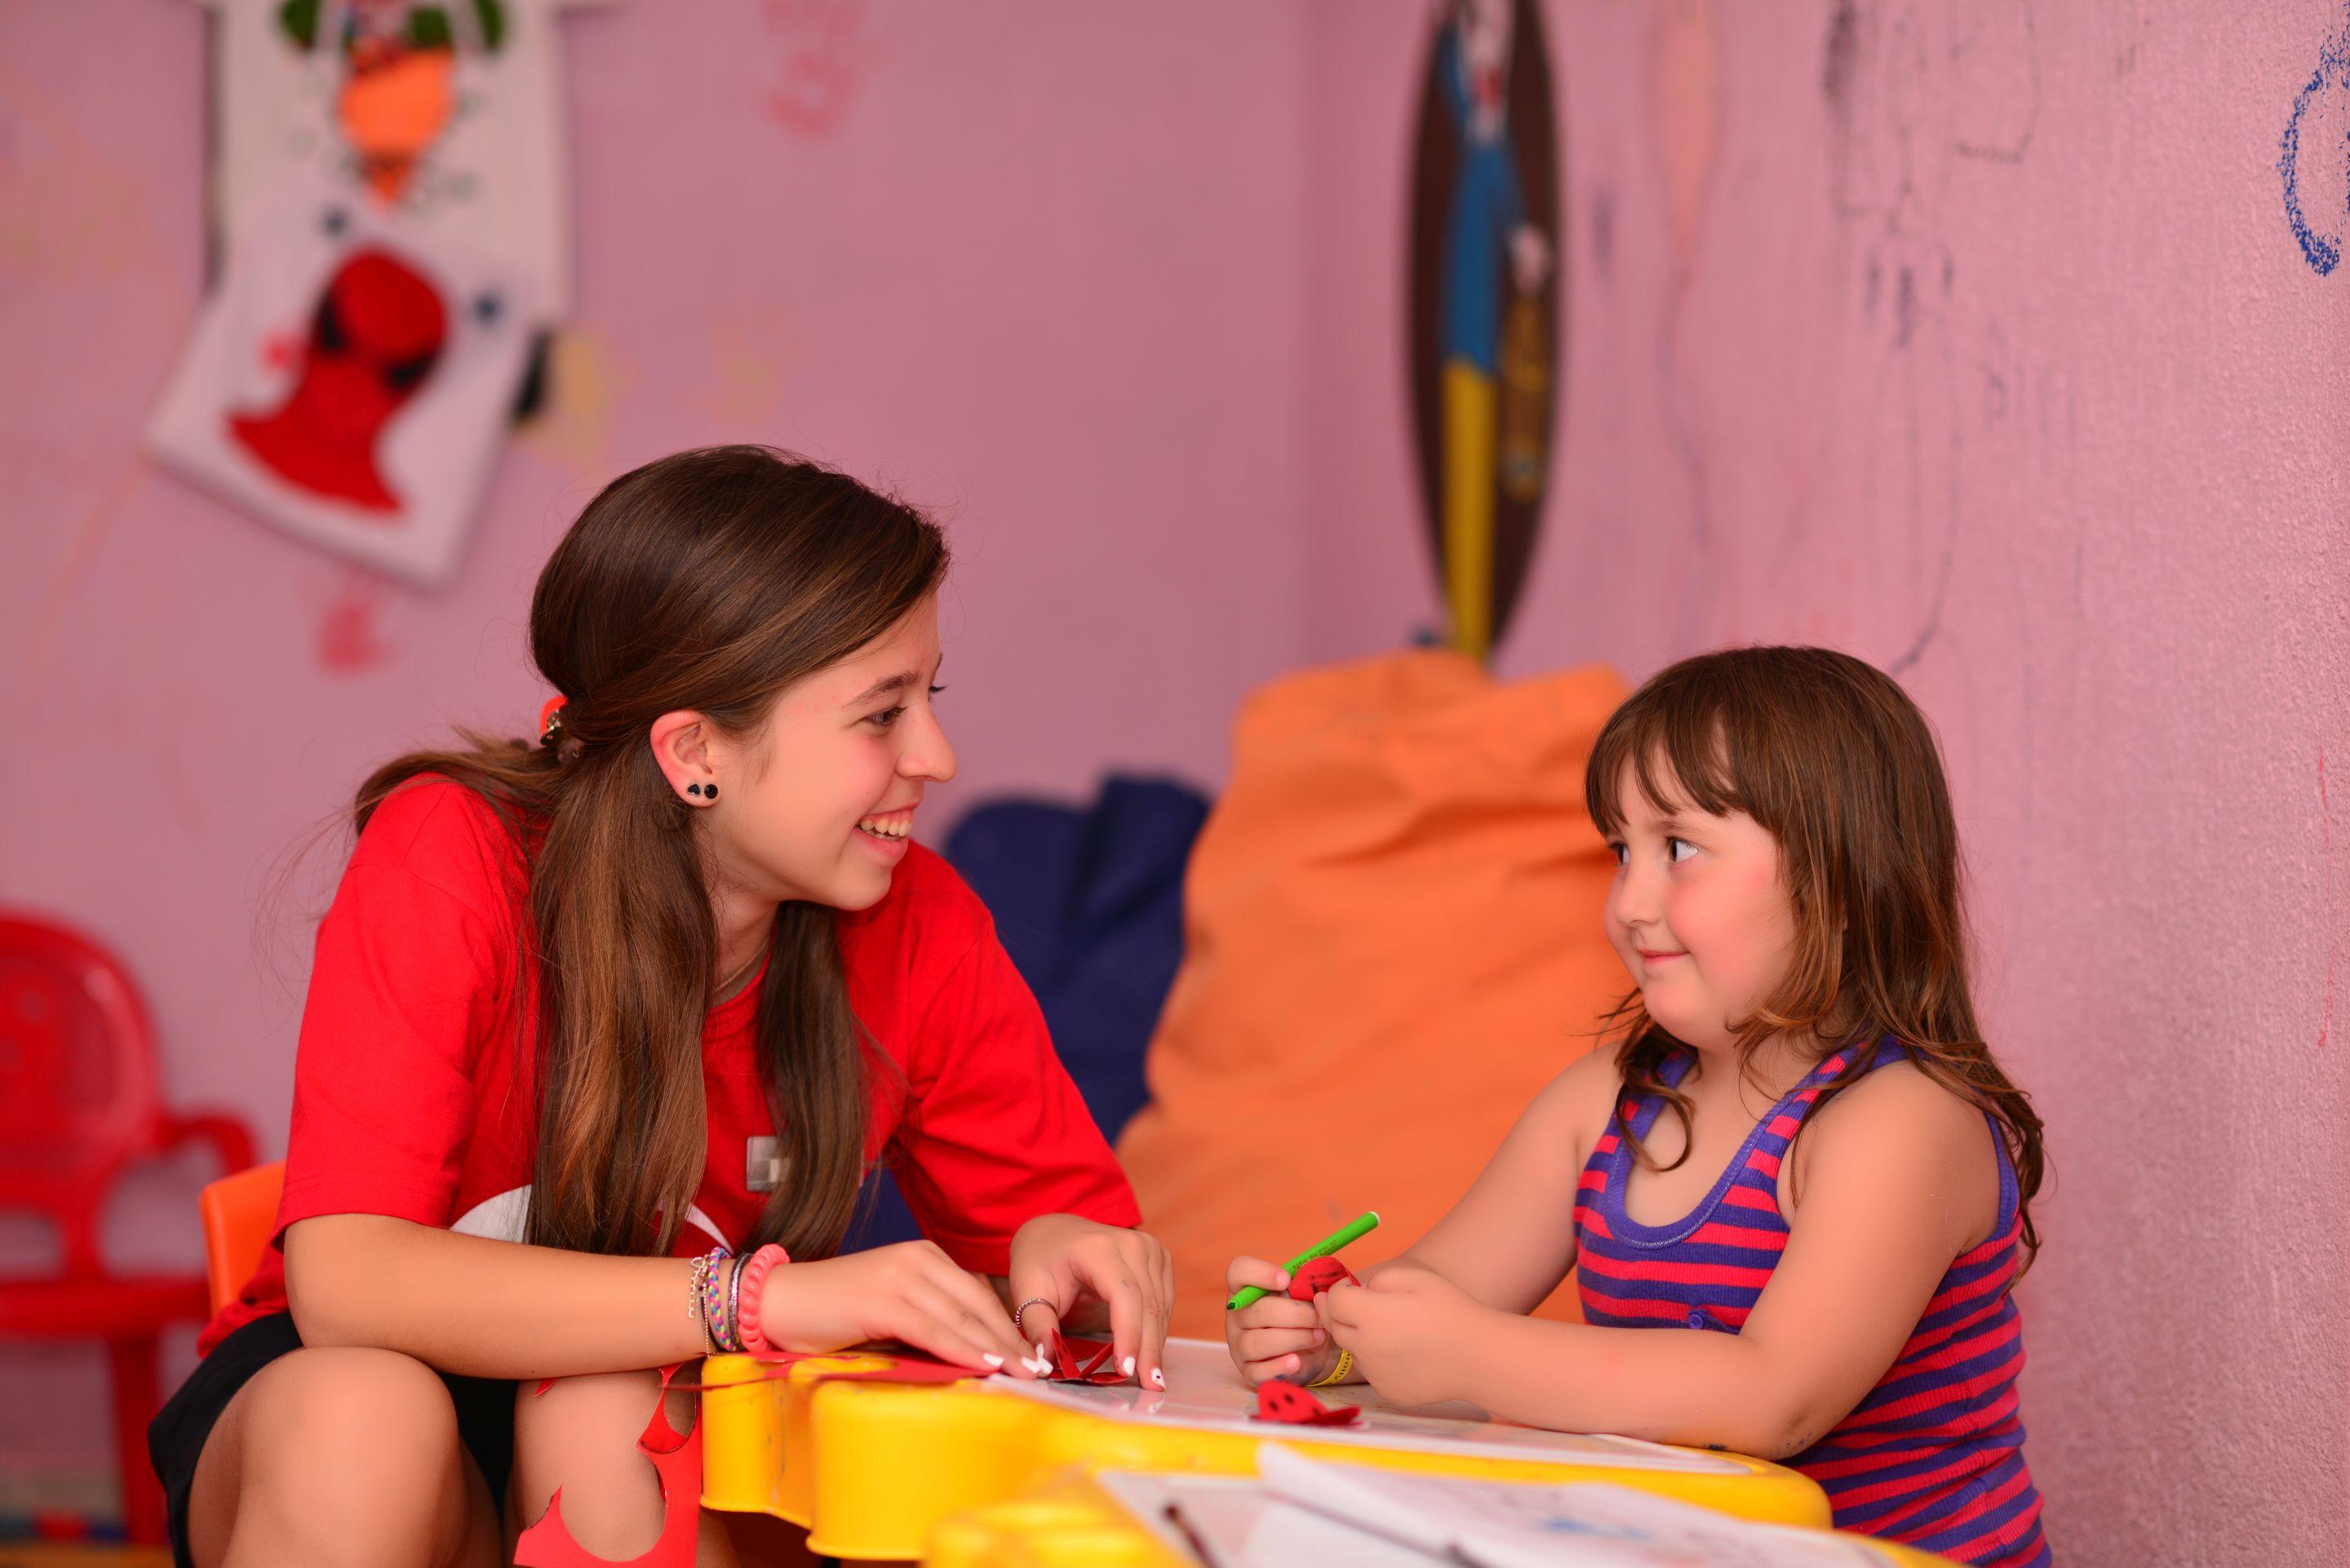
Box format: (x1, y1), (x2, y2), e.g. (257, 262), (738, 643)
(202, 777), (1140, 1355)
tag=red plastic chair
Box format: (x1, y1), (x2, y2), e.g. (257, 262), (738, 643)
(0, 912), (256, 1545)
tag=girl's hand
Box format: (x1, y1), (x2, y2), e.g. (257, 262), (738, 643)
(1008, 1214), (1173, 1389)
(755, 1242), (1038, 1375)
(1318, 1266), (1485, 1409)
(1222, 1255), (1334, 1386)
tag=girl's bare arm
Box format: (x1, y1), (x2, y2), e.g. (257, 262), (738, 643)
(286, 1213), (1036, 1380)
(285, 1215), (712, 1380)
(1334, 1064), (1998, 1456)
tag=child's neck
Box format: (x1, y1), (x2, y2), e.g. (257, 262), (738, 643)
(1680, 1028), (1823, 1105)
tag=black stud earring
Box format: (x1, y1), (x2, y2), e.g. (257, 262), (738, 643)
(685, 782), (703, 798)
(704, 784), (719, 801)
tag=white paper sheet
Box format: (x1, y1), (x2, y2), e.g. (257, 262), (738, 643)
(991, 1338), (1743, 1474)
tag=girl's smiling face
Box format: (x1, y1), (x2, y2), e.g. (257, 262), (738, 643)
(1601, 755), (1798, 1055)
(685, 593), (956, 913)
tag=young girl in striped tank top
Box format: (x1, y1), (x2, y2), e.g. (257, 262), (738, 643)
(1223, 646), (2051, 1567)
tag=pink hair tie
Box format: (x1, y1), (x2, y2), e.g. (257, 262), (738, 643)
(735, 1244), (791, 1355)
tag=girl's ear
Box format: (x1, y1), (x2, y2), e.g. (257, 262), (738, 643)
(649, 710), (712, 797)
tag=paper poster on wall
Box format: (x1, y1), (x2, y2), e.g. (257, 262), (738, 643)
(195, 0), (594, 313)
(1408, 0), (1563, 664)
(155, 0), (598, 581)
(146, 178), (538, 585)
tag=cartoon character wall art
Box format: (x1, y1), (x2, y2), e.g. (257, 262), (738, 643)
(282, 0), (508, 204)
(1408, 0), (1563, 663)
(153, 0), (596, 580)
(148, 180), (535, 585)
(228, 246), (448, 512)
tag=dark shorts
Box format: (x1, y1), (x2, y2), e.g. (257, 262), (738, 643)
(146, 1313), (515, 1568)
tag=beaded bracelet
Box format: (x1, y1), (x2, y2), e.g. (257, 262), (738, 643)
(694, 1245), (737, 1354)
(734, 1243), (791, 1354)
(687, 1252), (718, 1355)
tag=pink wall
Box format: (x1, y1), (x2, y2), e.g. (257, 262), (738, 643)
(1303, 3), (2350, 1563)
(0, 0), (1313, 1503)
(6, 2), (2347, 1559)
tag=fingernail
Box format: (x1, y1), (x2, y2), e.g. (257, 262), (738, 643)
(1035, 1342), (1049, 1363)
(1275, 1271), (1290, 1287)
(1151, 1367), (1166, 1389)
(982, 1353), (1004, 1368)
(1124, 1356), (1137, 1376)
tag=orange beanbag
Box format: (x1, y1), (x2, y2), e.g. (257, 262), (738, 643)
(1117, 651), (1630, 1339)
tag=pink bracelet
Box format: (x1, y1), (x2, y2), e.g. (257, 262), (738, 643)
(734, 1244), (791, 1354)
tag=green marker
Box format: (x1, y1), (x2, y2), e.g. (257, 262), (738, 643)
(1226, 1211), (1381, 1311)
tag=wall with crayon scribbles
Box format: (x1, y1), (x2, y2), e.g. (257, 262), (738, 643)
(1306, 4), (2350, 1564)
(4, 2), (2348, 1559)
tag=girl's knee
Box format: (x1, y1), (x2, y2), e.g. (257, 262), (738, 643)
(521, 1367), (668, 1425)
(513, 1368), (697, 1561)
(517, 1366), (695, 1455)
(233, 1348), (481, 1553)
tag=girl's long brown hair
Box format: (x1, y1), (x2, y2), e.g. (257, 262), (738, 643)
(353, 445), (947, 1260)
(1585, 645), (2045, 1272)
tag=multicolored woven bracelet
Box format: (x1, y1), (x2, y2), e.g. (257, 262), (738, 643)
(694, 1245), (737, 1353)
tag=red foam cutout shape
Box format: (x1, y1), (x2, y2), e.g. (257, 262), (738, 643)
(514, 1362), (702, 1568)
(1287, 1256), (1359, 1300)
(1253, 1380), (1363, 1426)
(1049, 1331), (1130, 1384)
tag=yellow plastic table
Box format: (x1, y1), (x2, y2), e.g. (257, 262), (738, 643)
(698, 1338), (1832, 1562)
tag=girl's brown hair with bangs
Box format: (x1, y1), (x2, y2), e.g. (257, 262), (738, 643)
(354, 445), (947, 1263)
(1585, 645), (2045, 1271)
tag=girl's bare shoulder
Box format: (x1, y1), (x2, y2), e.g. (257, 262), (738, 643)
(1809, 1054), (1987, 1147)
(1520, 1041), (1626, 1165)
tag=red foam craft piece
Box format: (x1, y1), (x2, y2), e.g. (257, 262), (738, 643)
(1253, 1379), (1363, 1426)
(1049, 1331), (1130, 1384)
(1287, 1256), (1359, 1300)
(514, 1361), (702, 1568)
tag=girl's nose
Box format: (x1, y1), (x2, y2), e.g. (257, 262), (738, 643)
(1611, 864), (1663, 928)
(902, 710), (958, 784)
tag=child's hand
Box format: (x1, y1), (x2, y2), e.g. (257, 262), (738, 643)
(1318, 1266), (1483, 1408)
(1009, 1214), (1175, 1389)
(1222, 1256), (1333, 1385)
(755, 1242), (1039, 1375)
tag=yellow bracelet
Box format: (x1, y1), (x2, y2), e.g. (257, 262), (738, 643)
(1308, 1348), (1354, 1388)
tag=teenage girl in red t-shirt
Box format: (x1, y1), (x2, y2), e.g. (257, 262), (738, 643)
(149, 446), (1171, 1568)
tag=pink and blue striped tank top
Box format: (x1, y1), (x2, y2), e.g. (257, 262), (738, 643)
(1573, 1039), (2051, 1568)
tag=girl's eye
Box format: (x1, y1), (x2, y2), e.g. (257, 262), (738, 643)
(1607, 843), (1628, 867)
(1667, 836), (1698, 864)
(869, 686), (942, 730)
